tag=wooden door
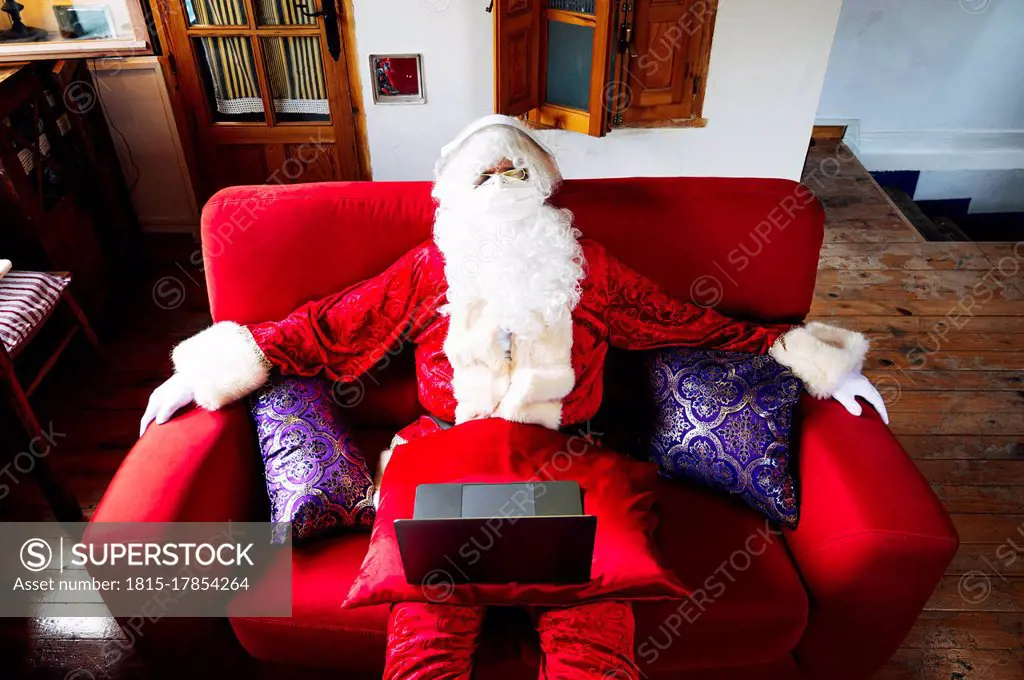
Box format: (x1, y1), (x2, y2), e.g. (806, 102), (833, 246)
(154, 0), (366, 201)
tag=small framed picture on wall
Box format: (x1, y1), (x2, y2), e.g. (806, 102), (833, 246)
(370, 54), (426, 105)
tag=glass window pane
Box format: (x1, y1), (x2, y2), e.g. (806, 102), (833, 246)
(255, 0), (316, 26)
(547, 0), (594, 15)
(545, 20), (593, 112)
(185, 0), (247, 26)
(194, 37), (265, 122)
(261, 36), (330, 122)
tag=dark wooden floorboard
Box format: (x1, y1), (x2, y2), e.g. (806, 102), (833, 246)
(0, 255), (208, 678)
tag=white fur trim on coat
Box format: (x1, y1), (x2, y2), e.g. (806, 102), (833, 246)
(452, 363), (512, 424)
(769, 322), (869, 399)
(498, 366), (576, 414)
(171, 321), (271, 410)
(445, 303), (512, 424)
(494, 314), (574, 429)
(444, 301), (574, 429)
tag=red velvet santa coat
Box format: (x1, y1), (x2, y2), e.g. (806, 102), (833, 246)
(245, 239), (789, 427)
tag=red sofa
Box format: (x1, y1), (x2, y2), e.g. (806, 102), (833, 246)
(94, 178), (958, 679)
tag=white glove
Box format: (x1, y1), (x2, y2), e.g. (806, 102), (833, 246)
(831, 372), (889, 424)
(139, 374), (196, 437)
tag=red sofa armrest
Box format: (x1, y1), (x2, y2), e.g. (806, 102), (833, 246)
(93, 405), (260, 522)
(785, 396), (958, 680)
(89, 406), (264, 678)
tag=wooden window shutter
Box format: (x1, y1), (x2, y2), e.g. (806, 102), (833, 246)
(494, 0), (543, 118)
(613, 0), (716, 125)
(533, 0), (614, 137)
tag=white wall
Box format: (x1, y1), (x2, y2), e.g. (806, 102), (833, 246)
(817, 0), (1024, 172)
(916, 169), (1024, 214)
(352, 0), (844, 182)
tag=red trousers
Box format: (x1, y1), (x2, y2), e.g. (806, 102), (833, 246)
(383, 601), (638, 680)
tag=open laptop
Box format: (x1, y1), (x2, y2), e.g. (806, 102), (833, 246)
(395, 481), (597, 585)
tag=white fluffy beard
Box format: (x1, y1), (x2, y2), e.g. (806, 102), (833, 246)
(434, 202), (585, 341)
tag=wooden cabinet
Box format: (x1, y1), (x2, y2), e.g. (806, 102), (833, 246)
(0, 61), (137, 313)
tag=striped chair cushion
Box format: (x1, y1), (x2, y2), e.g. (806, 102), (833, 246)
(0, 271), (71, 353)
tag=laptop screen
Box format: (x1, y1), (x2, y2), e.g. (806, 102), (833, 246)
(461, 483), (536, 518)
(412, 481), (584, 519)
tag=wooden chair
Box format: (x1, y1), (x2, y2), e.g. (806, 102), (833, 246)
(0, 269), (100, 522)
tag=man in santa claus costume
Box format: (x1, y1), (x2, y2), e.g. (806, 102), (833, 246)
(141, 114), (887, 679)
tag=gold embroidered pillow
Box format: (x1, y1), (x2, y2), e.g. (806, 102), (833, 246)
(250, 376), (375, 542)
(648, 349), (803, 527)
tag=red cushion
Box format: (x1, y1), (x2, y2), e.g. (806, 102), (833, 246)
(344, 418), (687, 607)
(634, 480), (808, 672)
(230, 534), (388, 674)
(230, 533), (541, 678)
(228, 472), (806, 674)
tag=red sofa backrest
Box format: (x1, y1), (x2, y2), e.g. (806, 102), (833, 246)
(202, 177), (824, 326)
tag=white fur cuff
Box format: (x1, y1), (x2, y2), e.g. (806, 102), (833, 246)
(769, 322), (869, 399)
(499, 366), (575, 413)
(171, 321), (271, 410)
(452, 363), (511, 425)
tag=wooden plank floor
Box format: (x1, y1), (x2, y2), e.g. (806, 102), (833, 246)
(0, 241), (209, 679)
(1, 146), (1021, 678)
(804, 140), (1024, 680)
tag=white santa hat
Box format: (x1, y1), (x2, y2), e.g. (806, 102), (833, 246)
(433, 115), (562, 203)
(439, 114), (555, 162)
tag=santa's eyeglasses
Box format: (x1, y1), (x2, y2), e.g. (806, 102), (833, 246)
(475, 167), (530, 186)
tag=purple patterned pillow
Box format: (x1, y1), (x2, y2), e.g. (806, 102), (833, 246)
(250, 376), (375, 542)
(648, 349), (803, 527)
